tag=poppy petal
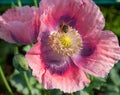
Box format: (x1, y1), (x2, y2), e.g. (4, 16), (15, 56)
(26, 43), (90, 93)
(0, 6), (39, 44)
(72, 31), (120, 77)
(39, 0), (105, 36)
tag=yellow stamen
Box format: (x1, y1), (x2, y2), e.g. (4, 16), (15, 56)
(60, 35), (72, 48)
(49, 26), (82, 56)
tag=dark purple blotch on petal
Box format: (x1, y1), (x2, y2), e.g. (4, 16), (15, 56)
(40, 31), (72, 75)
(40, 31), (50, 45)
(44, 57), (71, 75)
(80, 42), (96, 57)
(59, 15), (76, 27)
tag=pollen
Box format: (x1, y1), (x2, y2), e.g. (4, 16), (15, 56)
(60, 35), (72, 48)
(48, 26), (82, 56)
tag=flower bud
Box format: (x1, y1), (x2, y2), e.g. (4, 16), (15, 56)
(13, 54), (28, 72)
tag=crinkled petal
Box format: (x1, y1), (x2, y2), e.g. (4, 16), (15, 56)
(42, 65), (90, 93)
(39, 0), (105, 36)
(26, 43), (45, 82)
(26, 43), (90, 93)
(0, 17), (15, 43)
(5, 21), (37, 44)
(0, 6), (40, 44)
(2, 6), (35, 22)
(72, 31), (120, 77)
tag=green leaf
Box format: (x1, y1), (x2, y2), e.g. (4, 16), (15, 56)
(10, 70), (43, 95)
(110, 68), (120, 86)
(106, 92), (120, 95)
(105, 84), (119, 93)
(75, 90), (89, 95)
(88, 75), (106, 89)
(10, 70), (29, 94)
(0, 41), (15, 58)
(49, 89), (62, 95)
(23, 45), (32, 52)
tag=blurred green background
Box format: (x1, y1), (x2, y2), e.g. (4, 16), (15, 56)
(0, 0), (120, 95)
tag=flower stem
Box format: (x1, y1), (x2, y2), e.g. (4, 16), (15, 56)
(33, 0), (38, 7)
(14, 46), (32, 94)
(0, 65), (14, 95)
(23, 71), (32, 95)
(14, 46), (19, 55)
(17, 0), (22, 7)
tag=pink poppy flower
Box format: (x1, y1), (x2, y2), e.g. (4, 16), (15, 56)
(0, 6), (40, 44)
(26, 0), (120, 93)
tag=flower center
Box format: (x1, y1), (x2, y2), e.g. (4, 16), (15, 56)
(60, 35), (72, 48)
(48, 23), (82, 56)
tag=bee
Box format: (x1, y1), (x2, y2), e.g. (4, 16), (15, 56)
(59, 22), (69, 33)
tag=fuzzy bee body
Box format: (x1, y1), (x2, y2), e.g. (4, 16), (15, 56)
(59, 22), (69, 33)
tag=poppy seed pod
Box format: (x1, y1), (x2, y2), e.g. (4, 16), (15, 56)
(13, 54), (28, 72)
